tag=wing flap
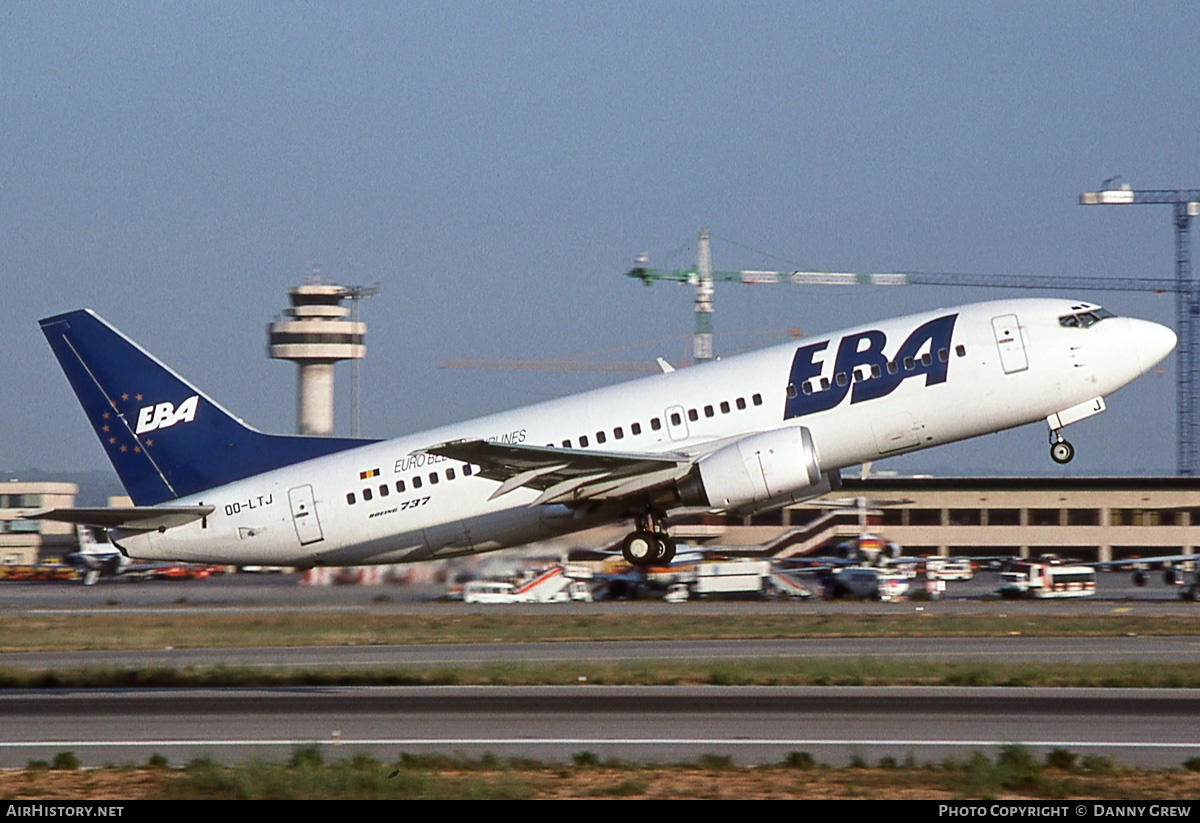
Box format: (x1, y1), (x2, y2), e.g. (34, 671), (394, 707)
(489, 463), (570, 500)
(426, 439), (691, 503)
(533, 465), (690, 505)
(24, 506), (214, 532)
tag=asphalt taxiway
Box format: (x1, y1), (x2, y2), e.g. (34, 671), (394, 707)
(2, 686), (1197, 769)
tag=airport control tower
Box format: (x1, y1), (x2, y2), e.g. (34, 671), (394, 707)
(267, 276), (365, 435)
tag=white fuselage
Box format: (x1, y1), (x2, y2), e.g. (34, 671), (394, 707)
(112, 298), (1174, 567)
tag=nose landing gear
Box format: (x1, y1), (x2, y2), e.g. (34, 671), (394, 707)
(1048, 423), (1075, 465)
(1045, 397), (1106, 466)
(1050, 436), (1075, 465)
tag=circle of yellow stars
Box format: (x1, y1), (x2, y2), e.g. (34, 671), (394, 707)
(97, 393), (152, 454)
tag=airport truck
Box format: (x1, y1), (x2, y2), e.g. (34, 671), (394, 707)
(665, 560), (772, 601)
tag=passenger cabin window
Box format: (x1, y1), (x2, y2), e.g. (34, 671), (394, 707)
(786, 384), (798, 399)
(631, 422), (642, 435)
(346, 492), (356, 505)
(704, 405), (714, 418)
(651, 418), (662, 430)
(720, 401), (730, 414)
(614, 426), (624, 440)
(579, 435), (589, 447)
(396, 480), (406, 493)
(429, 472), (439, 485)
(379, 484), (389, 497)
(463, 465), (473, 476)
(752, 393), (763, 406)
(413, 476), (422, 489)
(447, 468), (456, 480)
(363, 487), (373, 501)
(669, 412), (681, 426)
(562, 439), (572, 448)
(687, 408), (698, 422)
(955, 344), (966, 357)
(736, 398), (746, 410)
(596, 431), (606, 444)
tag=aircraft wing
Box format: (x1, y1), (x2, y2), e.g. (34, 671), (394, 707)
(24, 506), (214, 532)
(425, 440), (693, 505)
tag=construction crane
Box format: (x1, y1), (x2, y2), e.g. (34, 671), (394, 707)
(440, 328), (803, 374)
(1079, 181), (1200, 475)
(627, 226), (1193, 471)
(628, 229), (911, 364)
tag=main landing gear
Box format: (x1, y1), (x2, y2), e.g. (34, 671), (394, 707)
(1049, 428), (1075, 465)
(621, 510), (676, 567)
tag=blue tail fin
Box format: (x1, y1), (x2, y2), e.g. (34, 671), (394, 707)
(40, 309), (376, 505)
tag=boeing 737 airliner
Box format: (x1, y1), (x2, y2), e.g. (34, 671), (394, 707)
(32, 299), (1175, 568)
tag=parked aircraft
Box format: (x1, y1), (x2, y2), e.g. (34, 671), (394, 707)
(30, 299), (1174, 570)
(815, 565), (912, 600)
(66, 524), (127, 585)
(65, 524), (197, 584)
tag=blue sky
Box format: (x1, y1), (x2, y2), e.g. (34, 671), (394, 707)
(2, 2), (1197, 482)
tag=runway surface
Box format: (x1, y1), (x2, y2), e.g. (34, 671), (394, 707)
(2, 686), (1197, 768)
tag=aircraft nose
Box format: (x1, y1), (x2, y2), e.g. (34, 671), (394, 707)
(1128, 319), (1177, 373)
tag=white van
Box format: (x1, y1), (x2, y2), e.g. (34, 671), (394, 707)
(925, 559), (974, 581)
(462, 581), (519, 604)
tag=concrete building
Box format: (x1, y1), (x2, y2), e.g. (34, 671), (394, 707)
(679, 477), (1200, 563)
(0, 481), (79, 564)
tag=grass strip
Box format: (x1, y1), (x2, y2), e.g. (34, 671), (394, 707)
(3, 659), (1200, 688)
(2, 612), (1199, 652)
(7, 746), (1200, 799)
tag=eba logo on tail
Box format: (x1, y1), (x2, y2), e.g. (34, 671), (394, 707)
(135, 395), (199, 434)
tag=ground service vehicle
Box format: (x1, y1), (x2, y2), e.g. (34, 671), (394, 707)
(997, 562), (1096, 598)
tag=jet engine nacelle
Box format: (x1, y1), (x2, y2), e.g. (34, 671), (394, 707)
(677, 426), (838, 514)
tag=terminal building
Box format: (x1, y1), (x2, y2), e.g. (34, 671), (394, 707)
(4, 476), (1199, 568)
(677, 477), (1200, 564)
(0, 481), (79, 565)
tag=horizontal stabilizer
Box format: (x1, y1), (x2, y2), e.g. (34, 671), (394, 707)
(24, 506), (214, 532)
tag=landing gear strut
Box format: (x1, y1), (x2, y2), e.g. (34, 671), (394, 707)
(1049, 429), (1075, 465)
(620, 510), (675, 567)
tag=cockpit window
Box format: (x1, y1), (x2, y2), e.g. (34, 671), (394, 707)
(1059, 308), (1115, 328)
